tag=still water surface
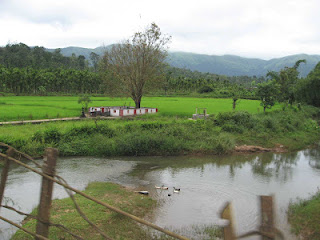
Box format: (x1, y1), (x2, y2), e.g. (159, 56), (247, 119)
(1, 147), (320, 239)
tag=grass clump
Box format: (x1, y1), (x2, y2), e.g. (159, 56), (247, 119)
(12, 182), (156, 240)
(288, 190), (320, 240)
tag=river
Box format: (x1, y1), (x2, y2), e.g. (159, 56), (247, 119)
(0, 147), (320, 239)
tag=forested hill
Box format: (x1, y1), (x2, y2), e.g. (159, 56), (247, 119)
(1, 43), (319, 77)
(49, 46), (320, 77)
(167, 52), (320, 77)
(46, 46), (106, 61)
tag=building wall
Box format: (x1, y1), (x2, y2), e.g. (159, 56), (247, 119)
(109, 109), (120, 117)
(89, 107), (157, 117)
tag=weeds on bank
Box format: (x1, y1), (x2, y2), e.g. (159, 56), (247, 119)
(0, 106), (319, 157)
(287, 190), (320, 240)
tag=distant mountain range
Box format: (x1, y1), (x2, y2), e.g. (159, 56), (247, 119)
(47, 46), (320, 77)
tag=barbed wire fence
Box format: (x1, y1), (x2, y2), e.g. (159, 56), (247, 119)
(0, 143), (189, 240)
(0, 142), (284, 240)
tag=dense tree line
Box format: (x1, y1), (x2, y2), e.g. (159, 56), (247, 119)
(295, 62), (320, 107)
(256, 59), (320, 109)
(0, 43), (88, 70)
(162, 67), (258, 98)
(0, 66), (101, 95)
(0, 43), (102, 95)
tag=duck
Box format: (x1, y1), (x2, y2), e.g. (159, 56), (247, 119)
(135, 191), (149, 195)
(155, 185), (169, 190)
(173, 187), (181, 193)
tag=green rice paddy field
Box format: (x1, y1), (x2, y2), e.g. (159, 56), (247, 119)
(0, 96), (280, 121)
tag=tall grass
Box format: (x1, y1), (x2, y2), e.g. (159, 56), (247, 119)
(288, 190), (320, 239)
(0, 106), (319, 157)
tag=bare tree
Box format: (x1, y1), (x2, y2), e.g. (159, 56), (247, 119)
(101, 23), (171, 108)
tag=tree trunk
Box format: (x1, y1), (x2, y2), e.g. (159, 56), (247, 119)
(135, 101), (140, 109)
(264, 106), (266, 113)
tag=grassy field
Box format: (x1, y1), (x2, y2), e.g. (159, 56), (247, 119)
(0, 96), (280, 121)
(288, 190), (320, 239)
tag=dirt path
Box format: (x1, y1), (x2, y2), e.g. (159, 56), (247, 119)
(0, 116), (118, 126)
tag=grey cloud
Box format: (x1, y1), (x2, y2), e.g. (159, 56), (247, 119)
(0, 0), (90, 27)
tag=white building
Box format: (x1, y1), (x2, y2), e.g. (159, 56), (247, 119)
(88, 106), (158, 117)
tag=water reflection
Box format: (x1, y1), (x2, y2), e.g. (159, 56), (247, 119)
(251, 152), (299, 183)
(127, 148), (320, 239)
(304, 148), (320, 169)
(130, 151), (300, 184)
(0, 147), (319, 240)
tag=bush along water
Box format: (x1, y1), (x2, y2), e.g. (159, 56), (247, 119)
(0, 106), (319, 157)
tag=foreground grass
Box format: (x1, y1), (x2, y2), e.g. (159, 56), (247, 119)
(288, 191), (320, 240)
(0, 96), (278, 121)
(0, 107), (319, 158)
(12, 182), (156, 240)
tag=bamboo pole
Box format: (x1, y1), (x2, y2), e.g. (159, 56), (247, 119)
(220, 202), (236, 240)
(36, 148), (58, 239)
(260, 195), (275, 240)
(0, 148), (14, 212)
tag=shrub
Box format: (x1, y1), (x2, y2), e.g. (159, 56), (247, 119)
(114, 132), (183, 156)
(198, 85), (214, 93)
(221, 123), (244, 133)
(96, 124), (116, 138)
(140, 122), (167, 130)
(203, 133), (235, 154)
(32, 131), (44, 142)
(43, 128), (61, 144)
(59, 137), (91, 156)
(66, 125), (96, 137)
(262, 117), (279, 132)
(216, 111), (254, 129)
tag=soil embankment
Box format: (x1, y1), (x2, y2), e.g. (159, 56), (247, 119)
(234, 144), (287, 153)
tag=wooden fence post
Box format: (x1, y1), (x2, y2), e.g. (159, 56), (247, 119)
(0, 148), (14, 212)
(260, 195), (275, 240)
(35, 148), (58, 239)
(220, 202), (236, 240)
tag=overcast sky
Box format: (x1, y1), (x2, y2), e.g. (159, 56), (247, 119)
(1, 0), (320, 59)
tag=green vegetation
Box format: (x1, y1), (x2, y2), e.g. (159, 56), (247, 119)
(78, 95), (92, 111)
(296, 62), (320, 107)
(11, 182), (157, 240)
(0, 96), (276, 122)
(257, 80), (280, 112)
(288, 191), (320, 239)
(0, 43), (89, 69)
(0, 106), (318, 158)
(0, 66), (101, 96)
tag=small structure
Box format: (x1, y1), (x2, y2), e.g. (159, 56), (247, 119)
(192, 107), (210, 120)
(88, 106), (158, 117)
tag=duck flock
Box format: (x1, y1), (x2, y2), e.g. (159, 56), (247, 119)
(136, 186), (181, 196)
